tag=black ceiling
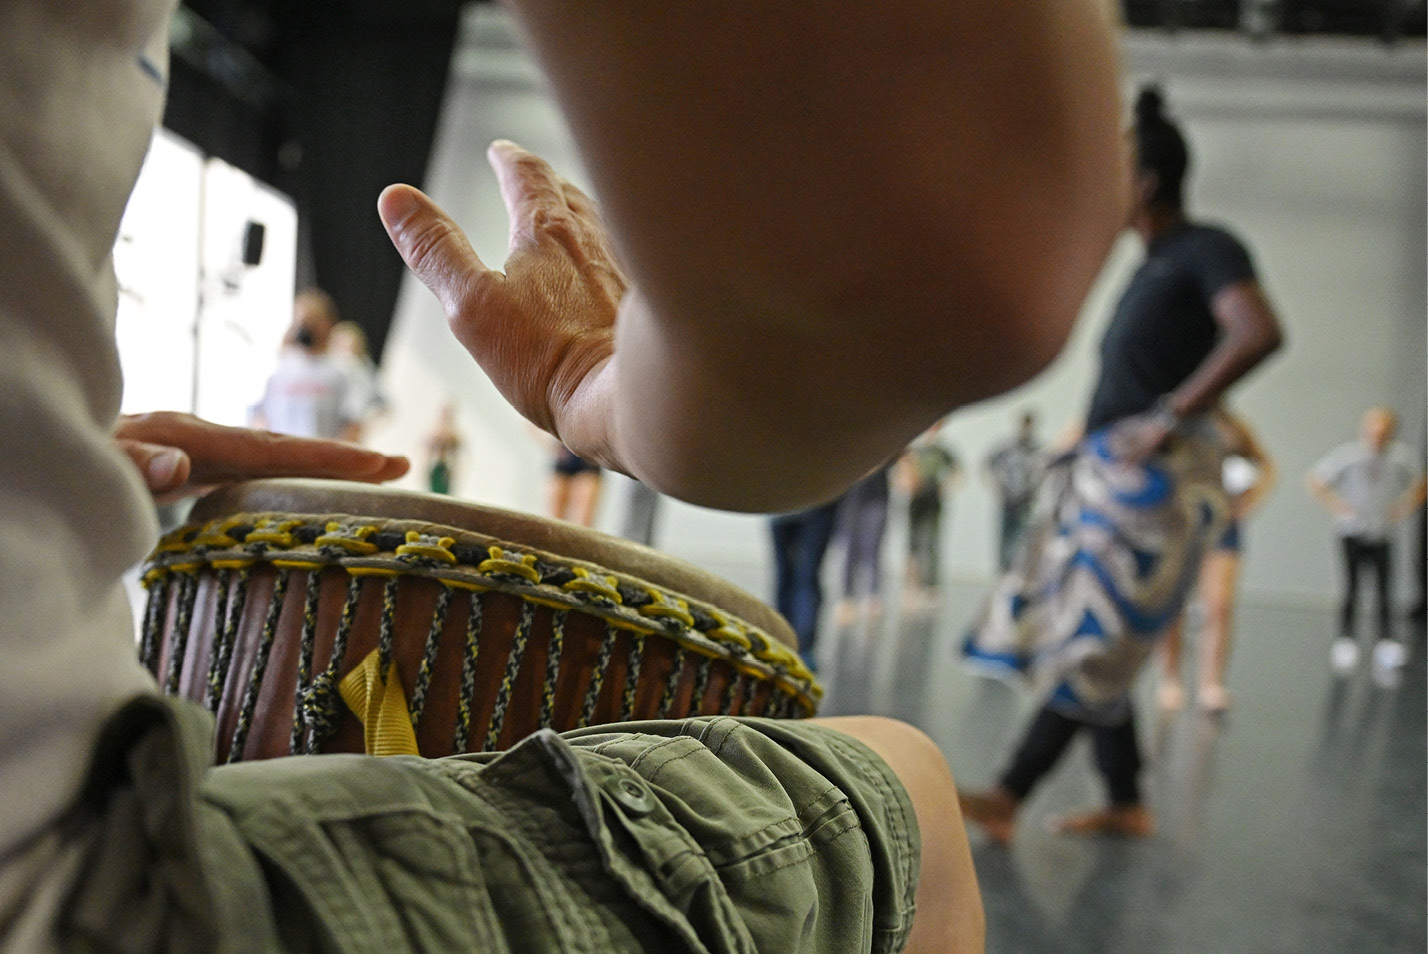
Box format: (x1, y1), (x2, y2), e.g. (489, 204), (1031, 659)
(1124, 0), (1426, 38)
(161, 0), (1423, 362)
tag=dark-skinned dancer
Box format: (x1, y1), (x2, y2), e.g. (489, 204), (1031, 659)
(960, 86), (1284, 842)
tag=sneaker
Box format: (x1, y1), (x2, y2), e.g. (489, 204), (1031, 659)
(1372, 639), (1407, 671)
(1330, 637), (1360, 674)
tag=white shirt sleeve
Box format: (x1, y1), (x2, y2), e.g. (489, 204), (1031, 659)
(0, 0), (177, 859)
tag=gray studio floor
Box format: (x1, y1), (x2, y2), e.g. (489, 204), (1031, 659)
(788, 576), (1425, 954)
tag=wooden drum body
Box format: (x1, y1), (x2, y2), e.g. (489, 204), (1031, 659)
(139, 479), (821, 763)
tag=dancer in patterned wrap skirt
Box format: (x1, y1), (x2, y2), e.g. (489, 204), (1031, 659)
(956, 85), (1284, 843)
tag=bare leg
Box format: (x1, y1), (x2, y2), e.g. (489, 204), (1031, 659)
(1197, 550), (1241, 711)
(548, 473), (573, 521)
(567, 471), (603, 527)
(1157, 615), (1186, 711)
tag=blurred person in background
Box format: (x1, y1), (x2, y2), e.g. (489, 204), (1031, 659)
(896, 423), (962, 606)
(328, 319), (389, 442)
(251, 288), (364, 441)
(1307, 406), (1426, 679)
(958, 86), (1284, 843)
(1157, 406), (1276, 713)
(833, 463), (895, 626)
(983, 409), (1045, 572)
(425, 401), (462, 495)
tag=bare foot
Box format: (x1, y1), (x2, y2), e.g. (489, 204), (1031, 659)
(957, 788), (1018, 845)
(1198, 683), (1232, 713)
(1050, 803), (1154, 838)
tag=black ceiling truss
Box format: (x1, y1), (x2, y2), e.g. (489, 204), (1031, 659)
(164, 0), (470, 362)
(161, 0), (1423, 363)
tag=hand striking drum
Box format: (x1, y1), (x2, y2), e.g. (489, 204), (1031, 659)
(138, 479), (822, 763)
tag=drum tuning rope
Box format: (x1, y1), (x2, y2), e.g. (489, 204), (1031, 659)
(227, 568), (289, 762)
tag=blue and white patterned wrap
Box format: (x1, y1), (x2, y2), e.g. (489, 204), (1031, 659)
(963, 417), (1229, 723)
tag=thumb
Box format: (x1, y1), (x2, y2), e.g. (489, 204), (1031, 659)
(117, 440), (192, 495)
(378, 184), (497, 315)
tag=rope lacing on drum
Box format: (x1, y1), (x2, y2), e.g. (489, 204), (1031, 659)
(621, 633), (646, 723)
(452, 591), (483, 754)
(164, 571), (201, 696)
(578, 625), (620, 728)
(739, 672), (758, 716)
(486, 600), (534, 752)
(659, 645), (688, 719)
(289, 566), (325, 755)
(690, 656), (713, 717)
(228, 568), (289, 763)
(409, 584), (452, 726)
(297, 574), (365, 754)
(539, 610), (566, 730)
(138, 571), (170, 675)
(298, 669), (343, 748)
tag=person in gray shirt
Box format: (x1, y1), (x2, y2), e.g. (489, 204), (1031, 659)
(1307, 406), (1427, 676)
(982, 410), (1043, 572)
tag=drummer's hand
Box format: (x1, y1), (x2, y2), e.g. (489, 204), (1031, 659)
(114, 411), (410, 504)
(377, 140), (624, 462)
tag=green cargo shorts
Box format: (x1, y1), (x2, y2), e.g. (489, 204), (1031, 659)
(50, 696), (919, 954)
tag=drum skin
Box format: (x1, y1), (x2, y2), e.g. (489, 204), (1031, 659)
(140, 479), (820, 762)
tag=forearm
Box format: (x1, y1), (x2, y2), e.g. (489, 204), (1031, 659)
(1168, 332), (1281, 419)
(1168, 287), (1283, 418)
(1237, 460), (1277, 517)
(1306, 475), (1347, 515)
(1390, 478), (1428, 521)
(508, 0), (1127, 509)
(596, 291), (946, 509)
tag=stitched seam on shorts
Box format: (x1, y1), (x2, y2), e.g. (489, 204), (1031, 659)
(468, 778), (611, 954)
(638, 725), (849, 866)
(822, 733), (911, 874)
(625, 734), (699, 774)
(820, 731), (918, 938)
(727, 819), (862, 884)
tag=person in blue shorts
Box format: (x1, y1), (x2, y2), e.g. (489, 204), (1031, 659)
(1157, 407), (1276, 713)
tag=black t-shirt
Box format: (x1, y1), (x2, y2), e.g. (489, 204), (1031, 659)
(1084, 223), (1257, 431)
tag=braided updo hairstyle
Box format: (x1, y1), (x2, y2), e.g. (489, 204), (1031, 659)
(1134, 85), (1190, 209)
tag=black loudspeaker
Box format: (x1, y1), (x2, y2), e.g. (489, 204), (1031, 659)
(241, 220), (266, 266)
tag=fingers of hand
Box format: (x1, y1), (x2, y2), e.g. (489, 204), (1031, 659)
(117, 438), (192, 494)
(378, 184), (494, 317)
(185, 430), (409, 485)
(488, 140), (573, 249)
(117, 411), (407, 488)
(559, 179), (600, 222)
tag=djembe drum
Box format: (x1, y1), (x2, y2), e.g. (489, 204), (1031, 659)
(138, 479), (821, 763)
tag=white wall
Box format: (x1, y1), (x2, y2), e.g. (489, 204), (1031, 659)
(371, 10), (1426, 608)
(116, 129), (300, 427)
